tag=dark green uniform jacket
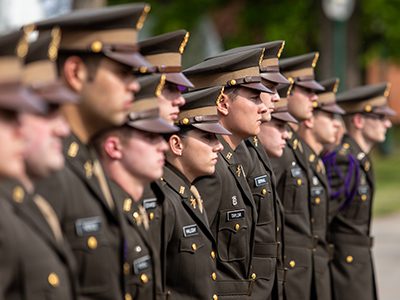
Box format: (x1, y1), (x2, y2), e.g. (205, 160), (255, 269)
(154, 164), (218, 299)
(236, 137), (285, 300)
(0, 181), (77, 300)
(323, 134), (377, 300)
(194, 137), (257, 299)
(302, 142), (332, 300)
(270, 127), (318, 300)
(36, 134), (127, 300)
(109, 180), (158, 300)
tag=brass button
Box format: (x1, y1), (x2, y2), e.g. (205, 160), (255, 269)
(211, 272), (217, 281)
(289, 260), (296, 268)
(251, 273), (257, 280)
(213, 294), (218, 300)
(87, 236), (98, 249)
(149, 212), (155, 220)
(315, 197), (321, 204)
(229, 79), (237, 86)
(140, 273), (149, 284)
(191, 243), (197, 251)
(91, 40), (103, 52)
(234, 223), (240, 231)
(297, 179), (302, 186)
(123, 262), (130, 275)
(361, 194), (367, 201)
(261, 188), (267, 195)
(182, 117), (190, 125)
(48, 272), (59, 287)
(211, 250), (216, 259)
(125, 293), (133, 300)
(346, 256), (354, 263)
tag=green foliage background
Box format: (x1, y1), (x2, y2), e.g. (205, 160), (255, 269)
(109, 0), (400, 61)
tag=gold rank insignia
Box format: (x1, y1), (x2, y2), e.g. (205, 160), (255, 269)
(84, 161), (93, 178)
(293, 139), (298, 150)
(364, 161), (371, 172)
(179, 186), (185, 195)
(190, 196), (197, 209)
(13, 186), (25, 203)
(287, 130), (293, 140)
(226, 152), (233, 160)
(123, 198), (132, 212)
(309, 154), (315, 162)
(68, 142), (79, 157)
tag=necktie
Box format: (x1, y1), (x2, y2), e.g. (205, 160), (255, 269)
(190, 185), (204, 214)
(34, 194), (63, 243)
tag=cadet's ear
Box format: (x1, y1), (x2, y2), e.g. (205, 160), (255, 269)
(352, 113), (364, 129)
(103, 136), (123, 160)
(168, 134), (184, 156)
(216, 93), (229, 116)
(63, 56), (88, 92)
(303, 116), (314, 129)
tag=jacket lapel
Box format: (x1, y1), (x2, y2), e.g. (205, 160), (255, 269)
(64, 134), (118, 221)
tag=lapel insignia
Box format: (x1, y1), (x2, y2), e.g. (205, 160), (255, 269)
(179, 186), (185, 195)
(364, 160), (371, 172)
(12, 186), (25, 203)
(67, 141), (79, 158)
(298, 140), (303, 153)
(123, 198), (132, 212)
(288, 130), (293, 140)
(357, 152), (366, 161)
(253, 136), (258, 147)
(309, 154), (315, 162)
(190, 196), (197, 209)
(84, 161), (93, 178)
(226, 152), (233, 160)
(232, 195), (238, 206)
(236, 165), (242, 177)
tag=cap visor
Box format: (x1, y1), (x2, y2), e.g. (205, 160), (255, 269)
(166, 73), (194, 88)
(373, 106), (397, 116)
(296, 80), (325, 92)
(272, 111), (298, 123)
(0, 82), (46, 114)
(241, 82), (273, 94)
(261, 72), (290, 85)
(318, 103), (345, 115)
(105, 51), (153, 68)
(33, 80), (79, 104)
(126, 117), (179, 133)
(192, 122), (232, 135)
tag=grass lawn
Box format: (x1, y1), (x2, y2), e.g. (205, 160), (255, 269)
(372, 126), (400, 217)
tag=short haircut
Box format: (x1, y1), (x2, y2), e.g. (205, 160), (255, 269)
(56, 50), (103, 80)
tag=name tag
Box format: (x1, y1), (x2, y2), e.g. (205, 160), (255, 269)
(183, 224), (199, 237)
(133, 255), (151, 275)
(291, 167), (302, 178)
(75, 217), (102, 236)
(254, 175), (268, 187)
(227, 209), (245, 221)
(143, 198), (157, 210)
(311, 186), (324, 197)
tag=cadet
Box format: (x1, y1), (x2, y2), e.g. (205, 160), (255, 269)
(323, 83), (394, 300)
(257, 85), (298, 158)
(33, 4), (153, 299)
(184, 49), (272, 298)
(160, 87), (230, 299)
(270, 52), (326, 300)
(297, 78), (344, 300)
(0, 30), (75, 300)
(138, 29), (193, 124)
(93, 75), (177, 300)
(210, 40), (290, 299)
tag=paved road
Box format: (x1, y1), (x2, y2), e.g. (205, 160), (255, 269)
(372, 212), (400, 300)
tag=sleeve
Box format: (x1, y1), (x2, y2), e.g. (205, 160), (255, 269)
(0, 205), (17, 299)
